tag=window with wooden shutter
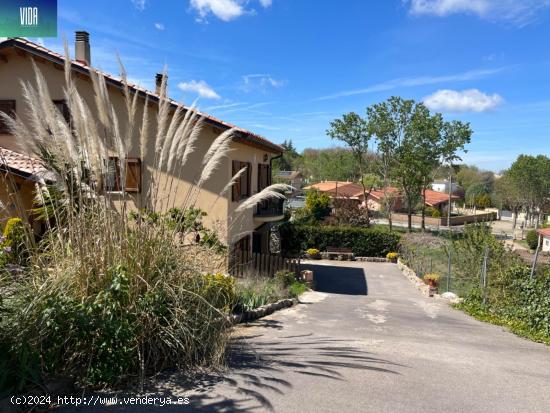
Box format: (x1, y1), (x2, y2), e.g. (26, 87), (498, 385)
(232, 160), (241, 202)
(0, 100), (16, 134)
(125, 158), (141, 193)
(232, 160), (252, 201)
(257, 163), (271, 191)
(105, 157), (141, 193)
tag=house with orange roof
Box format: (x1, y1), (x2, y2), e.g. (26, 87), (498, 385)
(303, 181), (459, 214)
(537, 228), (550, 252)
(0, 33), (283, 254)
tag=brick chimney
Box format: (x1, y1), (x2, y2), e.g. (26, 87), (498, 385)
(155, 73), (167, 94)
(75, 31), (91, 65)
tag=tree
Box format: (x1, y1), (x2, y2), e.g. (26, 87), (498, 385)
(326, 112), (373, 225)
(494, 172), (523, 229)
(508, 154), (550, 228)
(465, 182), (490, 209)
(273, 139), (301, 172)
(300, 147), (359, 182)
(304, 190), (331, 221)
(367, 97), (471, 231)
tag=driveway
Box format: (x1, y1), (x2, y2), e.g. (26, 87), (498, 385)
(58, 260), (550, 412)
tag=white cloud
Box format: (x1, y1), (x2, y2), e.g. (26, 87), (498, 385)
(178, 80), (221, 100)
(131, 0), (146, 11)
(154, 22), (165, 30)
(242, 74), (286, 92)
(407, 0), (550, 26)
(313, 67), (503, 101)
(189, 0), (273, 22)
(423, 89), (504, 112)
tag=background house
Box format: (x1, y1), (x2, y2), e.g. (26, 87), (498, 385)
(537, 228), (550, 252)
(275, 170), (303, 195)
(431, 179), (458, 194)
(304, 181), (458, 214)
(0, 34), (283, 254)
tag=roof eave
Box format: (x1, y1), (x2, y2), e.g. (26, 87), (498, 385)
(0, 38), (283, 154)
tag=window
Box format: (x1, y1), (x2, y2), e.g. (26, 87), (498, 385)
(232, 160), (251, 201)
(0, 100), (16, 134)
(53, 100), (71, 124)
(257, 163), (271, 191)
(105, 157), (141, 193)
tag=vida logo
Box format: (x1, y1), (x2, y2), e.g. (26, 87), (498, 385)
(20, 7), (39, 26)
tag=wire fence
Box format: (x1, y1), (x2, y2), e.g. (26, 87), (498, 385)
(398, 235), (489, 298)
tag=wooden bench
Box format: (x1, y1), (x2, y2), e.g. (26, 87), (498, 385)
(326, 247), (354, 260)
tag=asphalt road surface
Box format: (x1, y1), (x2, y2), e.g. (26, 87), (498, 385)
(58, 260), (550, 413)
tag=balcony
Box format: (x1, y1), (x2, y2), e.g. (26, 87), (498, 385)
(254, 197), (285, 222)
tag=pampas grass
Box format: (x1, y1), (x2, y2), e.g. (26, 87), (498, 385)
(0, 47), (285, 391)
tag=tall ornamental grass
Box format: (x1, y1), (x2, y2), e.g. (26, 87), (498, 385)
(0, 47), (286, 392)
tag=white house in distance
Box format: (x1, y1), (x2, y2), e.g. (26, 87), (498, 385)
(537, 228), (550, 252)
(431, 179), (458, 193)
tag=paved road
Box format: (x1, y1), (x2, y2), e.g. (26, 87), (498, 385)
(59, 260), (550, 412)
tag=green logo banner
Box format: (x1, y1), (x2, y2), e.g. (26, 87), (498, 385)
(0, 0), (57, 37)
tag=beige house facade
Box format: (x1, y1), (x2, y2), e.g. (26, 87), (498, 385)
(0, 34), (283, 254)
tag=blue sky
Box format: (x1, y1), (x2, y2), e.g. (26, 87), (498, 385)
(42, 0), (550, 171)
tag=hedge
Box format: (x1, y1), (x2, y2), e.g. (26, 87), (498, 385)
(279, 223), (400, 257)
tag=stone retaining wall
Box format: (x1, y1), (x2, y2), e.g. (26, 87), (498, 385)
(397, 259), (432, 296)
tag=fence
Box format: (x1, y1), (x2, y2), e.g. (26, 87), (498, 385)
(399, 236), (478, 297)
(230, 250), (300, 278)
(391, 212), (497, 227)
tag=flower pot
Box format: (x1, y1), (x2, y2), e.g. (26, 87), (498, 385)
(390, 257), (397, 263)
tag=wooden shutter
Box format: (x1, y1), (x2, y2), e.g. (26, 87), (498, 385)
(245, 162), (252, 197)
(125, 158), (141, 193)
(258, 164), (271, 191)
(0, 100), (16, 134)
(232, 160), (241, 202)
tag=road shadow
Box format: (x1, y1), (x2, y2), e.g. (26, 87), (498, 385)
(56, 331), (402, 413)
(301, 263), (368, 295)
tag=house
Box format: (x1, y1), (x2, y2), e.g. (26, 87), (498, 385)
(431, 179), (458, 194)
(303, 181), (364, 201)
(537, 228), (550, 252)
(304, 181), (458, 214)
(274, 170), (303, 194)
(0, 33), (284, 254)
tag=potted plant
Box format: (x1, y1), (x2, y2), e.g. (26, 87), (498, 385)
(306, 248), (321, 260)
(423, 273), (440, 296)
(386, 252), (398, 263)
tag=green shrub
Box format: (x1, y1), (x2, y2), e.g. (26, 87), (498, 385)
(426, 206), (441, 218)
(234, 278), (283, 313)
(1, 217), (29, 266)
(525, 229), (539, 250)
(200, 273), (237, 313)
(288, 281), (308, 297)
(275, 270), (296, 287)
(305, 190), (331, 221)
(458, 264), (550, 343)
(280, 223), (400, 257)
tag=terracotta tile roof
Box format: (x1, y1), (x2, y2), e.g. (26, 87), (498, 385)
(0, 146), (48, 180)
(0, 37), (282, 154)
(368, 187), (399, 200)
(537, 228), (550, 237)
(424, 189), (459, 206)
(303, 181), (364, 198)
